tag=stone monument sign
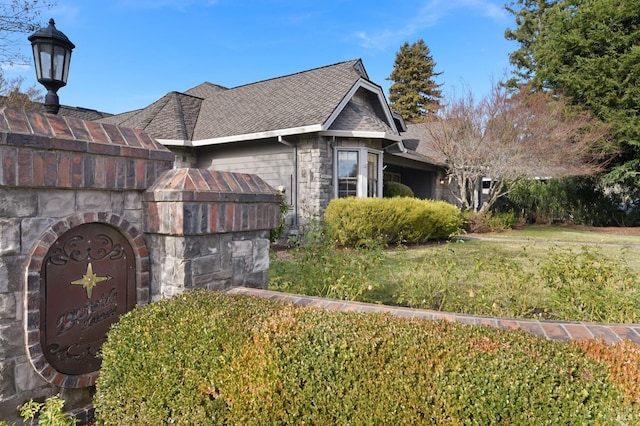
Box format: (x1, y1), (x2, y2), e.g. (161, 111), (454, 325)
(40, 223), (137, 375)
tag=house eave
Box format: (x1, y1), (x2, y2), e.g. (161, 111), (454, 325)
(157, 139), (193, 147)
(389, 151), (447, 168)
(320, 130), (403, 142)
(190, 124), (325, 146)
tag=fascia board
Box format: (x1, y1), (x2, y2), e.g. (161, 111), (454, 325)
(323, 78), (399, 134)
(191, 124), (324, 147)
(320, 129), (403, 142)
(156, 139), (192, 147)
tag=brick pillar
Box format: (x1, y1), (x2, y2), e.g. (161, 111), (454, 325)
(144, 168), (281, 300)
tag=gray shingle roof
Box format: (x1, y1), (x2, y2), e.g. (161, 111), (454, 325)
(96, 59), (403, 144)
(192, 59), (366, 140)
(98, 91), (203, 140)
(401, 122), (448, 165)
(97, 59), (372, 142)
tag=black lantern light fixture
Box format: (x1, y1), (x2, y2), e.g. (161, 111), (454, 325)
(28, 19), (75, 114)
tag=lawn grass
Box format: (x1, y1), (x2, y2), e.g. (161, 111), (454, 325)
(468, 224), (640, 245)
(270, 225), (640, 323)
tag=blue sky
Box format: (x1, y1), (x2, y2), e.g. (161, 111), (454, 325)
(7, 0), (517, 114)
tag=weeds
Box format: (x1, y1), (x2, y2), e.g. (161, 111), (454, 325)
(270, 220), (383, 301)
(0, 395), (78, 426)
(270, 226), (640, 323)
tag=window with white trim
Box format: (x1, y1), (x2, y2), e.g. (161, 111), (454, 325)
(367, 152), (379, 197)
(335, 148), (383, 198)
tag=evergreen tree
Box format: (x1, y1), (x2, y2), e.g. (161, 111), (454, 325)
(387, 39), (443, 123)
(504, 0), (558, 89)
(506, 0), (640, 197)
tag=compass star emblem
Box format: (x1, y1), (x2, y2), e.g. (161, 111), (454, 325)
(70, 263), (112, 298)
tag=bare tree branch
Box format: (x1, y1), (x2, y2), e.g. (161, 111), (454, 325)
(423, 84), (612, 212)
(0, 1), (56, 65)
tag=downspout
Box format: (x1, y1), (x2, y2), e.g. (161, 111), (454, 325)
(294, 143), (299, 226)
(331, 136), (336, 200)
(278, 136), (299, 227)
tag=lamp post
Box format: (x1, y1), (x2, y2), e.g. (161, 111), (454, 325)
(28, 19), (75, 115)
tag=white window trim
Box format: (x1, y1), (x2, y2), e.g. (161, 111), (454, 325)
(334, 147), (383, 198)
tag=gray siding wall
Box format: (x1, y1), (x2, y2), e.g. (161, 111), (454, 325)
(196, 140), (297, 226)
(198, 141), (294, 197)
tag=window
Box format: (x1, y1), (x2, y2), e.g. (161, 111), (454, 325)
(335, 148), (382, 198)
(337, 151), (358, 197)
(367, 152), (378, 197)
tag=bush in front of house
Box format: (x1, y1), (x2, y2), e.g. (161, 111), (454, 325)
(325, 197), (462, 246)
(463, 210), (520, 233)
(383, 181), (414, 198)
(95, 290), (640, 425)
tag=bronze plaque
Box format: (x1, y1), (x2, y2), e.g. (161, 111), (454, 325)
(41, 223), (137, 375)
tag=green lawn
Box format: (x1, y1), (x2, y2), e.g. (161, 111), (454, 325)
(269, 225), (640, 323)
(466, 224), (640, 245)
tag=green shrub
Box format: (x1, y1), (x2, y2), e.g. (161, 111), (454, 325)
(506, 176), (632, 226)
(383, 181), (414, 198)
(392, 243), (547, 319)
(96, 290), (640, 424)
(325, 197), (462, 246)
(389, 243), (640, 323)
(463, 210), (519, 233)
(270, 192), (289, 242)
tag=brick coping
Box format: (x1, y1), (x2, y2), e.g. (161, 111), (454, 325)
(226, 287), (640, 345)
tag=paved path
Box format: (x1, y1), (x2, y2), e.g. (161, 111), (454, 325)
(226, 287), (640, 345)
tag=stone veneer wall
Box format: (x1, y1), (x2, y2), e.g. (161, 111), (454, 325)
(0, 108), (280, 423)
(0, 107), (174, 421)
(143, 168), (281, 300)
(297, 134), (332, 221)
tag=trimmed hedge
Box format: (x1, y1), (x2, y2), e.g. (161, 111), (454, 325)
(95, 290), (640, 425)
(383, 181), (414, 198)
(325, 197), (462, 246)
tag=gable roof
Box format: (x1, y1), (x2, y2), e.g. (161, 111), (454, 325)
(98, 59), (402, 146)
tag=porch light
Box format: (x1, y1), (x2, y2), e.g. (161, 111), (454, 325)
(28, 19), (75, 114)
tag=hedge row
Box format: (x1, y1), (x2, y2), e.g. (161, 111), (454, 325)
(95, 290), (640, 425)
(325, 197), (462, 246)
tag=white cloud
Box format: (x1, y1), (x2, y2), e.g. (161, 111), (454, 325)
(354, 0), (506, 50)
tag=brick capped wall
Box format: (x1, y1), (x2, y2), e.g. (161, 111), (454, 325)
(0, 107), (282, 423)
(144, 168), (281, 299)
(0, 107), (173, 422)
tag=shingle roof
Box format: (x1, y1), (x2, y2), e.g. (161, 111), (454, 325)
(401, 122), (448, 165)
(97, 59), (373, 142)
(192, 59), (366, 140)
(98, 91), (203, 140)
(184, 82), (228, 98)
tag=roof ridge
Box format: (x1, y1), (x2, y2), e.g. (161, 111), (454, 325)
(229, 58), (363, 90)
(186, 81), (229, 92)
(169, 92), (189, 140)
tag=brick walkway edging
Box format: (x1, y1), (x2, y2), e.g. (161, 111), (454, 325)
(226, 287), (640, 345)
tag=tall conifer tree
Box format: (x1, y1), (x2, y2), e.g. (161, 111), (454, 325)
(506, 0), (640, 196)
(387, 39), (443, 123)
